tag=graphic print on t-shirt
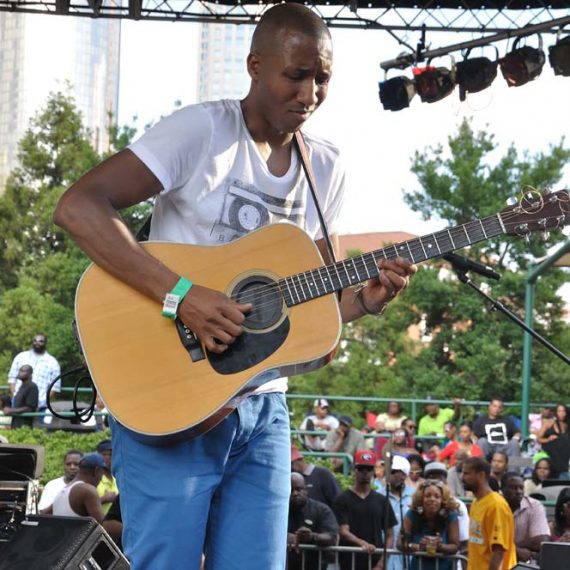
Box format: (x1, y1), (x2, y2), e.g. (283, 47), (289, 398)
(469, 518), (484, 544)
(485, 423), (508, 445)
(211, 178), (305, 242)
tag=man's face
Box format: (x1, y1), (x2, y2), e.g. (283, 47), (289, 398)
(389, 469), (407, 490)
(32, 335), (47, 353)
(426, 403), (439, 417)
(291, 459), (304, 474)
(354, 464), (374, 485)
(488, 400), (503, 418)
(491, 453), (507, 474)
(503, 476), (524, 510)
(461, 464), (480, 492)
(315, 405), (328, 419)
(17, 366), (32, 381)
(248, 29), (333, 134)
(290, 476), (309, 509)
(101, 450), (112, 470)
(94, 467), (104, 486)
(339, 422), (350, 435)
(64, 453), (81, 481)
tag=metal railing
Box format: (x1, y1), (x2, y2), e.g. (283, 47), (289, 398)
(288, 545), (468, 570)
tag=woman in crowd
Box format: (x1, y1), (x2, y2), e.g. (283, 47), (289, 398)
(524, 457), (554, 495)
(538, 404), (569, 444)
(438, 421), (483, 467)
(550, 489), (570, 542)
(406, 454), (425, 491)
(398, 480), (460, 569)
(374, 401), (407, 433)
(538, 404), (570, 479)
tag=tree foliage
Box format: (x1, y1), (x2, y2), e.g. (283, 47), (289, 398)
(0, 90), (149, 380)
(289, 119), (570, 424)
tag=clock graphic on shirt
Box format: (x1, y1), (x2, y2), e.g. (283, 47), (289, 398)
(229, 197), (269, 231)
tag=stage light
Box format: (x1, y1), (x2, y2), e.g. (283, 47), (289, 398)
(549, 34), (570, 76)
(455, 47), (498, 101)
(499, 35), (545, 87)
(413, 62), (456, 104)
(378, 76), (416, 111)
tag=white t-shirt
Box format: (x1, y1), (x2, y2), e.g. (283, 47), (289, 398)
(38, 476), (67, 510)
(129, 99), (346, 394)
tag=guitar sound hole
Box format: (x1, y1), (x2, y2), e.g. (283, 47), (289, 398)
(232, 275), (283, 331)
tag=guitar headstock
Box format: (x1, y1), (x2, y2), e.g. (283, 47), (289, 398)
(500, 189), (570, 237)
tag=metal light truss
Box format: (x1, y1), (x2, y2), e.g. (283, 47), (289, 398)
(0, 0), (569, 34)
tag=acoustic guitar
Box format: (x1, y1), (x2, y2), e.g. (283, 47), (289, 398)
(75, 189), (569, 443)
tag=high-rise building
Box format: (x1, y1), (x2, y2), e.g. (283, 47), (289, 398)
(0, 13), (121, 191)
(197, 23), (254, 102)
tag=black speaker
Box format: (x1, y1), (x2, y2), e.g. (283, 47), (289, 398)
(0, 515), (129, 570)
(539, 541), (570, 570)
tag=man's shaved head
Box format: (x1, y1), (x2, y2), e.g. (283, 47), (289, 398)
(251, 3), (331, 54)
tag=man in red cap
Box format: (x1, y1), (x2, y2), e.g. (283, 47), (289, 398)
(291, 446), (340, 510)
(333, 450), (397, 570)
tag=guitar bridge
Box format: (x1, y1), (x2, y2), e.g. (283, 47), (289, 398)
(175, 318), (205, 362)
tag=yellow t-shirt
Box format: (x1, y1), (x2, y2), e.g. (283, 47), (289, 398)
(97, 473), (119, 515)
(468, 491), (517, 570)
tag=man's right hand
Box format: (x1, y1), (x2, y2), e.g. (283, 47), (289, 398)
(360, 541), (376, 555)
(178, 284), (252, 354)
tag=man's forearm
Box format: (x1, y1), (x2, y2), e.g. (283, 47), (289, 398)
(489, 546), (505, 570)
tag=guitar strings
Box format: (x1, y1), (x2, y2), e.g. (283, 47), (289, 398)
(224, 206), (568, 311)
(228, 208), (568, 310)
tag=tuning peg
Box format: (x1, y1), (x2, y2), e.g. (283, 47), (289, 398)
(542, 231), (550, 242)
(506, 197), (518, 206)
(524, 234), (531, 244)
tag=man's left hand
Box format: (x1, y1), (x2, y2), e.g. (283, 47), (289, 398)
(362, 258), (417, 313)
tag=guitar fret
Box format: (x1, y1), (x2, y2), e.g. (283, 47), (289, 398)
(281, 279), (292, 307)
(405, 242), (416, 263)
(447, 229), (457, 249)
(497, 213), (506, 234)
(362, 255), (372, 279)
(432, 234), (442, 255)
(422, 236), (438, 259)
(287, 276), (300, 305)
(418, 237), (428, 259)
(316, 267), (327, 295)
(462, 224), (470, 243)
(341, 261), (352, 287)
(304, 271), (316, 300)
(294, 274), (306, 302)
(348, 258), (361, 284)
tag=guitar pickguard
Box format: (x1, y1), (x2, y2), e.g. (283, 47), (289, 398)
(207, 317), (290, 375)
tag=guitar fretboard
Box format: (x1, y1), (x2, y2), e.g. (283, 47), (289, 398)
(279, 213), (505, 307)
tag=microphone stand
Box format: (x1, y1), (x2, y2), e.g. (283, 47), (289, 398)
(446, 254), (569, 366)
(381, 435), (393, 570)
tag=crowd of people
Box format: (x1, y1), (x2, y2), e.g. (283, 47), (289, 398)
(33, 441), (122, 548)
(0, 332), (61, 433)
(289, 397), (570, 569)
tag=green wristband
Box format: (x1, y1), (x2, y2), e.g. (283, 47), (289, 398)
(162, 277), (193, 319)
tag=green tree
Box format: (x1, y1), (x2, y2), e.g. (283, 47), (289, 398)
(0, 89), (147, 377)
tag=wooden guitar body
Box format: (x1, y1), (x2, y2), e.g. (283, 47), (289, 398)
(75, 223), (341, 443)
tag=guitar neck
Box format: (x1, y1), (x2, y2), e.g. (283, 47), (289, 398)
(280, 213), (506, 307)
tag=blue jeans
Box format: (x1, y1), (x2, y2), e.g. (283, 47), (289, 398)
(110, 393), (291, 570)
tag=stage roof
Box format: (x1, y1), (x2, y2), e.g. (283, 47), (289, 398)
(0, 0), (569, 34)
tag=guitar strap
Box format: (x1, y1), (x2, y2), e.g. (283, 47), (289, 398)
(294, 130), (338, 266)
